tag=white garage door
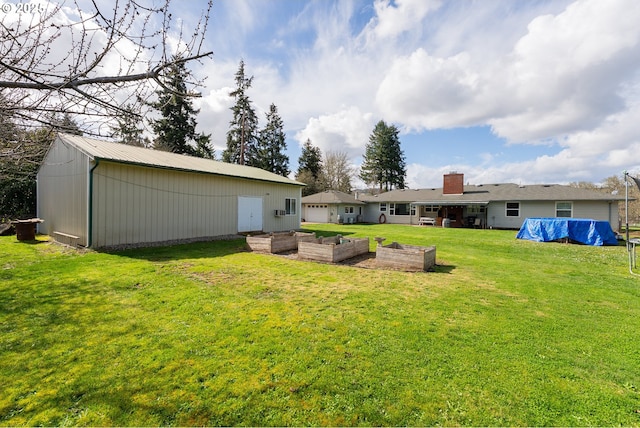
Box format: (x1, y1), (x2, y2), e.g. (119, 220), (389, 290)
(305, 204), (329, 223)
(238, 196), (263, 232)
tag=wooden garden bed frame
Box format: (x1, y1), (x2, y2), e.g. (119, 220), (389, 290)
(297, 235), (370, 263)
(375, 241), (436, 271)
(246, 231), (316, 254)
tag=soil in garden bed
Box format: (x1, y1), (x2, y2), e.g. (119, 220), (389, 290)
(275, 250), (429, 271)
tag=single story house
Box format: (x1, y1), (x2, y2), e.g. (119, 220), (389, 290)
(307, 173), (625, 230)
(37, 133), (304, 248)
(301, 190), (365, 224)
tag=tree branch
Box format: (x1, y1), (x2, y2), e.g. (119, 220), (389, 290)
(0, 52), (212, 92)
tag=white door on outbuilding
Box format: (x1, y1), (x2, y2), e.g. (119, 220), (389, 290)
(238, 196), (263, 232)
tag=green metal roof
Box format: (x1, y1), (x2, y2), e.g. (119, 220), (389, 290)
(58, 133), (305, 187)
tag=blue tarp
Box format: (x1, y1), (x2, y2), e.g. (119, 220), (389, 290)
(516, 218), (618, 246)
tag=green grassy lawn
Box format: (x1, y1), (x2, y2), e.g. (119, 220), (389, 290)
(1, 224), (639, 426)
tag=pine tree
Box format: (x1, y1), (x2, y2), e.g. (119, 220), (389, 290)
(194, 133), (215, 160)
(295, 139), (323, 196)
(51, 113), (83, 135)
(360, 120), (406, 192)
(111, 104), (146, 146)
(149, 57), (213, 157)
(223, 60), (258, 166)
(256, 104), (289, 176)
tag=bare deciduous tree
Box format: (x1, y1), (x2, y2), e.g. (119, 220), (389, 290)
(0, 0), (212, 220)
(0, 0), (213, 135)
(320, 150), (355, 193)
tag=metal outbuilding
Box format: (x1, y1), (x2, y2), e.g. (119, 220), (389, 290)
(37, 133), (305, 248)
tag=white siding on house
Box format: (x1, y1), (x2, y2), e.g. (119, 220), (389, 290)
(37, 139), (89, 246)
(489, 201), (564, 229)
(361, 202), (414, 224)
(488, 200), (620, 229)
(573, 201), (615, 223)
(362, 203), (381, 223)
(336, 204), (362, 224)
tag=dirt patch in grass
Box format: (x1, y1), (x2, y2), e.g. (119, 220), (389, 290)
(274, 250), (436, 272)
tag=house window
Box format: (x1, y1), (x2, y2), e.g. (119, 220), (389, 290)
(391, 203), (410, 216)
(506, 202), (520, 217)
(379, 203), (387, 212)
(344, 206), (354, 214)
(556, 202), (572, 218)
(411, 204), (416, 216)
(468, 204), (486, 214)
(285, 198), (296, 215)
(420, 205), (440, 217)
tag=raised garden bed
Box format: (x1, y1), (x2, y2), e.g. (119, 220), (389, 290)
(298, 235), (370, 263)
(376, 241), (436, 271)
(246, 231), (316, 254)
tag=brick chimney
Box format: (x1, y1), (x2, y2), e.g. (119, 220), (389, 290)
(443, 172), (464, 195)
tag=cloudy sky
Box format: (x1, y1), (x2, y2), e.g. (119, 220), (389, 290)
(11, 0), (636, 188)
(189, 0), (640, 188)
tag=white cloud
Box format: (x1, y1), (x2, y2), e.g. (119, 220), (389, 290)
(376, 0), (640, 145)
(490, 0), (640, 142)
(294, 107), (375, 159)
(376, 49), (484, 130)
(57, 0), (637, 188)
(370, 0), (441, 40)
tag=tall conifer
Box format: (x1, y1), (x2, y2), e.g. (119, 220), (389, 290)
(149, 57), (213, 158)
(256, 104), (290, 176)
(223, 60), (258, 166)
(360, 120), (406, 191)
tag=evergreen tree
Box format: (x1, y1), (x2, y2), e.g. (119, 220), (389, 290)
(149, 57), (213, 157)
(0, 127), (54, 220)
(111, 104), (146, 146)
(223, 60), (258, 166)
(194, 133), (215, 160)
(1, 108), (80, 219)
(295, 139), (323, 196)
(256, 104), (289, 176)
(360, 120), (406, 191)
(51, 113), (83, 135)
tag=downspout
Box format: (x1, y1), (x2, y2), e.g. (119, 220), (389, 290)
(88, 158), (99, 248)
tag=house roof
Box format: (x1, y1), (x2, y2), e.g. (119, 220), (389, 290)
(357, 183), (626, 204)
(56, 133), (305, 187)
(301, 190), (365, 205)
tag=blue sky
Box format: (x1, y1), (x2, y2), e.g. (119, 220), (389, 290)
(184, 0), (640, 188)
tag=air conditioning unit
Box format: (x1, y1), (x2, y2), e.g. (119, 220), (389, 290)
(274, 209), (286, 217)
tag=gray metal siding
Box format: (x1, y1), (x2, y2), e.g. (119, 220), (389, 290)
(91, 162), (300, 247)
(36, 138), (89, 246)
